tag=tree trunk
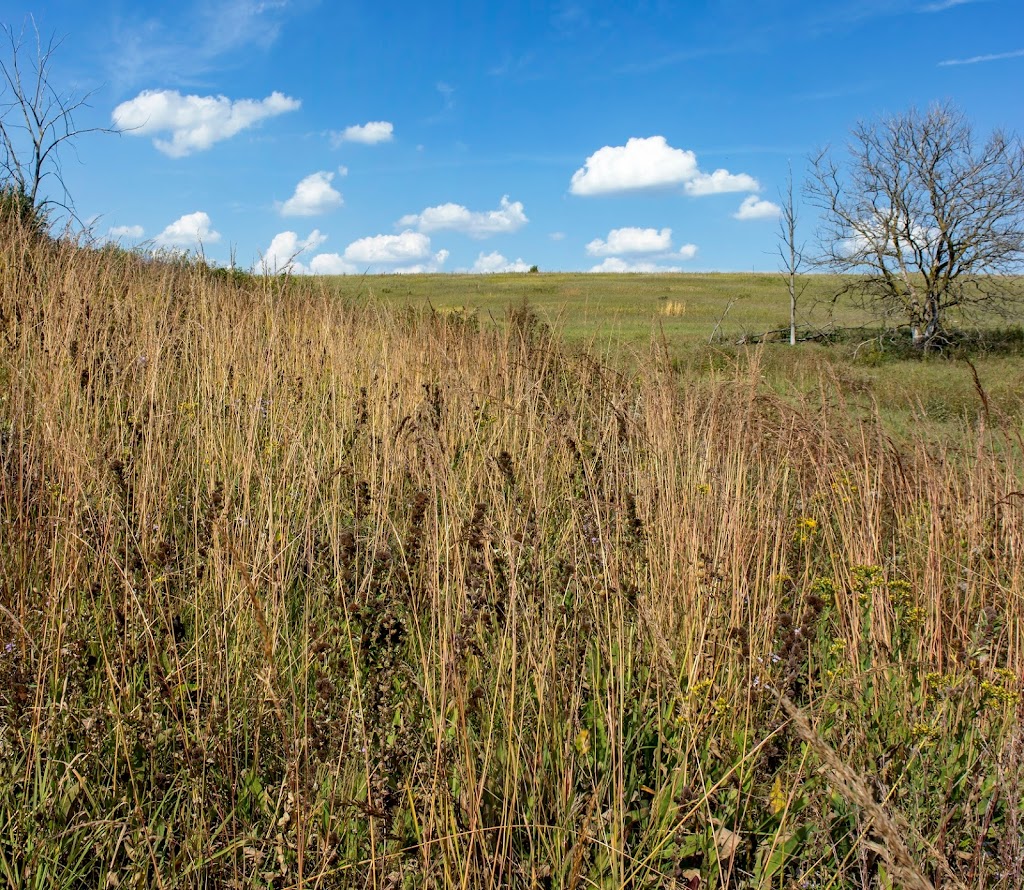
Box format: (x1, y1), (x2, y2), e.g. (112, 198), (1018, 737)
(911, 303), (941, 348)
(926, 299), (941, 340)
(789, 265), (796, 346)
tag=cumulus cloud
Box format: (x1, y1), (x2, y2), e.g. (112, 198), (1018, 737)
(343, 230), (433, 265)
(278, 171), (344, 216)
(470, 251), (531, 273)
(112, 89), (300, 157)
(586, 227), (673, 257)
(734, 195), (781, 220)
(155, 212), (221, 248)
(589, 257), (684, 273)
(254, 229), (328, 274)
(331, 121), (394, 146)
(107, 224), (144, 239)
(588, 241), (697, 272)
(397, 195), (528, 238)
(549, 231), (566, 241)
(570, 135), (760, 198)
(685, 169), (761, 196)
(256, 229), (456, 277)
(391, 249), (449, 274)
(308, 253), (355, 275)
(838, 215), (941, 259)
(584, 227), (697, 268)
(297, 233), (449, 275)
(570, 136), (698, 195)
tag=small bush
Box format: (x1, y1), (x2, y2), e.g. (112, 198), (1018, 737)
(0, 184), (49, 240)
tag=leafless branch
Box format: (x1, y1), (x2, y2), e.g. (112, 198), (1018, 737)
(0, 16), (114, 224)
(808, 103), (1024, 347)
(777, 163), (809, 345)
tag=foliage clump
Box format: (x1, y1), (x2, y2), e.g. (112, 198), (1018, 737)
(0, 184), (48, 240)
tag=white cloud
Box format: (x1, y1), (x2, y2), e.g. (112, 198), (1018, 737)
(308, 253), (355, 275)
(392, 249), (450, 274)
(586, 227), (673, 257)
(583, 227), (697, 267)
(570, 136), (698, 195)
(343, 230), (433, 265)
(278, 171), (344, 216)
(430, 82), (456, 120)
(685, 169), (761, 196)
(588, 241), (696, 272)
(938, 48), (1024, 66)
(107, 224), (144, 239)
(332, 121), (394, 146)
(155, 212), (221, 248)
(107, 2), (293, 90)
(549, 231), (566, 241)
(397, 195), (528, 238)
(570, 135), (761, 198)
(112, 89), (300, 157)
(254, 229), (327, 274)
(470, 251), (531, 273)
(299, 234), (449, 275)
(922, 0), (982, 11)
(734, 195), (781, 220)
(589, 257), (684, 273)
(839, 216), (941, 259)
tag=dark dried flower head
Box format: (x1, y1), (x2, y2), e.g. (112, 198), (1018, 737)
(496, 450), (516, 487)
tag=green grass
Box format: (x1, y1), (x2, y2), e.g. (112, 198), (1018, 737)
(326, 271), (1024, 439)
(328, 271), (865, 345)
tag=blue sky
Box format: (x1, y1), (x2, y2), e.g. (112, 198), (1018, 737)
(8, 0), (1024, 273)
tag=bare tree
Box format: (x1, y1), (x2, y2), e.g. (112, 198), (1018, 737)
(777, 164), (806, 345)
(809, 102), (1024, 347)
(0, 17), (110, 224)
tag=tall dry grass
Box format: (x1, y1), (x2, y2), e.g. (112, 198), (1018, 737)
(1, 221), (1022, 888)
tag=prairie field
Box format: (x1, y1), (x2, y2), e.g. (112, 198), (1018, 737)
(2, 225), (1024, 888)
(325, 271), (1024, 438)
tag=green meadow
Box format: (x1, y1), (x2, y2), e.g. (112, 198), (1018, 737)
(327, 271), (863, 344)
(328, 271), (1024, 437)
(2, 225), (1023, 889)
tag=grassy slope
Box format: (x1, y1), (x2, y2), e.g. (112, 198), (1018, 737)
(325, 272), (1024, 438)
(1, 236), (1023, 888)
(326, 271), (863, 344)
